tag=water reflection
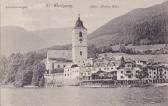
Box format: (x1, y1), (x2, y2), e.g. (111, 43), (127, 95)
(1, 86), (168, 106)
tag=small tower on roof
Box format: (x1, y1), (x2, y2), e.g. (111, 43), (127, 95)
(72, 14), (88, 66)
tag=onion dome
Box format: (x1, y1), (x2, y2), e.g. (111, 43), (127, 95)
(74, 14), (87, 29)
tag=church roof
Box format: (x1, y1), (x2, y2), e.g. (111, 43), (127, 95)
(74, 15), (87, 30)
(47, 50), (72, 61)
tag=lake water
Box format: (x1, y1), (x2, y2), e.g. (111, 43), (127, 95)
(0, 86), (168, 106)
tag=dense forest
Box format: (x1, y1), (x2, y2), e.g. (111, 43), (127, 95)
(0, 52), (46, 87)
(88, 1), (168, 47)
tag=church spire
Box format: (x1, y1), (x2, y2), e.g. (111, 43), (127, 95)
(74, 14), (86, 29)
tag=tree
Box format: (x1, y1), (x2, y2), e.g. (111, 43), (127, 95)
(0, 56), (8, 83)
(39, 76), (45, 87)
(88, 44), (99, 59)
(4, 53), (24, 84)
(3, 51), (46, 87)
(32, 62), (46, 86)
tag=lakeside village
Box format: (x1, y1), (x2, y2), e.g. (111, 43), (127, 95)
(43, 15), (168, 88)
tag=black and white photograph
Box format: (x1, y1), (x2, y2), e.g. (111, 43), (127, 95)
(0, 0), (168, 106)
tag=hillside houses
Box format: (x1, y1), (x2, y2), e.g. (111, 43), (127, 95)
(44, 51), (168, 87)
(87, 54), (168, 85)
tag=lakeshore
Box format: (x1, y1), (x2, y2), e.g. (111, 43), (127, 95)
(1, 81), (168, 88)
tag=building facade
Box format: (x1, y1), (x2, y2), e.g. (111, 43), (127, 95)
(145, 65), (168, 83)
(72, 15), (88, 66)
(44, 15), (89, 86)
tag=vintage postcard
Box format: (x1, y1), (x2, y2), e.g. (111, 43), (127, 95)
(0, 0), (168, 106)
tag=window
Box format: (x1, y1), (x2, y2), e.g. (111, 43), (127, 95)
(80, 51), (82, 56)
(79, 32), (82, 37)
(121, 76), (124, 78)
(63, 65), (66, 68)
(126, 71), (131, 73)
(57, 65), (60, 68)
(121, 71), (123, 74)
(128, 75), (132, 78)
(79, 39), (83, 43)
(154, 72), (156, 74)
(52, 63), (54, 69)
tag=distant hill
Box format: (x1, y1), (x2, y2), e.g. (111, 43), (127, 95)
(88, 1), (168, 47)
(31, 27), (72, 46)
(0, 26), (72, 56)
(0, 26), (48, 56)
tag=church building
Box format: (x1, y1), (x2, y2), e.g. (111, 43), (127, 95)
(44, 15), (91, 86)
(46, 15), (88, 72)
(72, 15), (88, 66)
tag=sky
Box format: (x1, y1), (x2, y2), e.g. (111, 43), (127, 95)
(1, 0), (167, 33)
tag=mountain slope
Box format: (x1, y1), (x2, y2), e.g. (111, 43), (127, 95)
(31, 27), (72, 46)
(0, 26), (48, 55)
(0, 26), (73, 56)
(88, 1), (168, 47)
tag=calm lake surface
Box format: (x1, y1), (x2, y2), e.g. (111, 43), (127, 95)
(1, 86), (168, 106)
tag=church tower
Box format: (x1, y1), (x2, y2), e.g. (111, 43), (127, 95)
(72, 15), (88, 66)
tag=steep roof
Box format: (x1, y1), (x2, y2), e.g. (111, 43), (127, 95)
(74, 16), (87, 30)
(47, 50), (72, 61)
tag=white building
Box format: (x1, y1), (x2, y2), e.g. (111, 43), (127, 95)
(116, 61), (142, 82)
(64, 64), (81, 85)
(64, 64), (92, 85)
(145, 65), (168, 83)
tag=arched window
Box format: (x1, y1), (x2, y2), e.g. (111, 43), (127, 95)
(79, 38), (83, 43)
(79, 32), (82, 37)
(80, 51), (82, 56)
(57, 65), (60, 68)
